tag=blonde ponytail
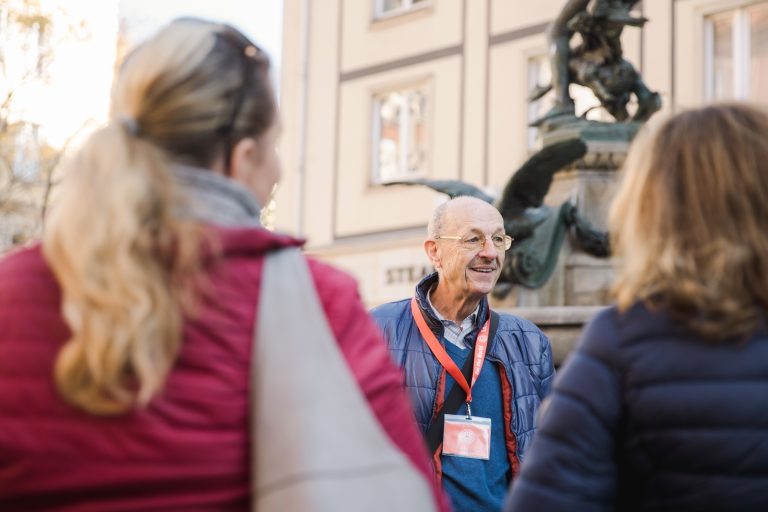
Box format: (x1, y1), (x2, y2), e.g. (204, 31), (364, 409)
(41, 18), (274, 415)
(44, 124), (205, 414)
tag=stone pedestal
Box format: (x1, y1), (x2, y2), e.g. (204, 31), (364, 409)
(492, 127), (631, 364)
(496, 306), (606, 366)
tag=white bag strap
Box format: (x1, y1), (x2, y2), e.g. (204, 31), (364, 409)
(251, 247), (436, 512)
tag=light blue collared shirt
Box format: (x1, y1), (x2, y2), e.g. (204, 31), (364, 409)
(426, 287), (479, 349)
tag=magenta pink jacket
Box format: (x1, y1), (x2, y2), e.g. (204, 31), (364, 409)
(0, 227), (449, 511)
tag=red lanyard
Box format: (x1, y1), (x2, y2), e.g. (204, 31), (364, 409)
(410, 297), (490, 405)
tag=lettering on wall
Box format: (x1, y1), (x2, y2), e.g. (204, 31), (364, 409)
(385, 264), (433, 285)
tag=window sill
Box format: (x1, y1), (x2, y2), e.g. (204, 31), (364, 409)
(371, 2), (433, 27)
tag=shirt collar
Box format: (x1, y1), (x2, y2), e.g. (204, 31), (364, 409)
(426, 284), (479, 330)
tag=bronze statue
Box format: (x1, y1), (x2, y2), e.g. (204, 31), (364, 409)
(385, 1), (667, 297)
(387, 139), (608, 298)
(531, 0), (660, 126)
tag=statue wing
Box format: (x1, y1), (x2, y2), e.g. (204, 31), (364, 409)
(384, 178), (494, 203)
(497, 138), (587, 219)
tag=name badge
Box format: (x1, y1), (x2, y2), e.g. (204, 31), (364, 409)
(442, 414), (491, 460)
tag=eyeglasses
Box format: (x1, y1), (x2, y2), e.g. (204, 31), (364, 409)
(435, 234), (513, 251)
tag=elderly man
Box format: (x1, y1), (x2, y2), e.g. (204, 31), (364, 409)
(370, 196), (554, 511)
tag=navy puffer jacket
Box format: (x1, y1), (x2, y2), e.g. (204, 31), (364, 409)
(506, 302), (768, 512)
(370, 272), (554, 471)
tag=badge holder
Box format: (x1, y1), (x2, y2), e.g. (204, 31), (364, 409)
(442, 403), (491, 460)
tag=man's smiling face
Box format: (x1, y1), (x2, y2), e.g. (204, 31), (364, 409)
(431, 198), (506, 302)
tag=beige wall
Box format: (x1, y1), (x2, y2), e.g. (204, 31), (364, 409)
(341, 0), (463, 72)
(278, 0), (762, 306)
(490, 0), (564, 34)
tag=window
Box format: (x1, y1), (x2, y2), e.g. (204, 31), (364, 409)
(374, 0), (430, 20)
(705, 2), (768, 101)
(371, 83), (428, 184)
(527, 56), (555, 149)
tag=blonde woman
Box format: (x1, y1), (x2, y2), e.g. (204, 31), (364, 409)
(505, 103), (768, 512)
(0, 19), (447, 511)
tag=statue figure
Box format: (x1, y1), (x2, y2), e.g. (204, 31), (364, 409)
(531, 0), (661, 126)
(385, 2), (666, 298)
(387, 139), (609, 298)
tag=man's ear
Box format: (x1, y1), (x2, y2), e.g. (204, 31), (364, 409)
(424, 239), (441, 269)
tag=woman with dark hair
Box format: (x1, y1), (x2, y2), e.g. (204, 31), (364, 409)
(505, 103), (768, 512)
(0, 19), (447, 511)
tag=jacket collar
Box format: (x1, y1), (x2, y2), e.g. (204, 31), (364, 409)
(413, 271), (490, 346)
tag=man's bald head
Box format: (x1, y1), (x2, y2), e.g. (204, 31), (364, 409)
(427, 196), (503, 239)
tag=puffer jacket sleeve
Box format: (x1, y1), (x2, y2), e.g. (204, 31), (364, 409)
(535, 329), (555, 399)
(307, 259), (452, 512)
(504, 308), (622, 512)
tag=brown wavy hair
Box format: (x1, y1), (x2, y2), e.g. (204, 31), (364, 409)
(43, 19), (275, 414)
(609, 103), (768, 340)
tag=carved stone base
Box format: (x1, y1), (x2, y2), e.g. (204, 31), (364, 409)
(491, 156), (625, 364)
(538, 117), (640, 170)
(494, 306), (606, 366)
(497, 164), (619, 307)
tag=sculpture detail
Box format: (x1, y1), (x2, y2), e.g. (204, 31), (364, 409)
(386, 0), (663, 299)
(531, 0), (661, 126)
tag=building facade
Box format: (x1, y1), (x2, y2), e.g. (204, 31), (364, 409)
(276, 0), (768, 308)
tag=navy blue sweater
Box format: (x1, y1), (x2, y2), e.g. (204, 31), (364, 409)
(441, 342), (510, 511)
(505, 302), (768, 512)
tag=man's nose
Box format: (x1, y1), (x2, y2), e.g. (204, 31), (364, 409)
(477, 237), (499, 259)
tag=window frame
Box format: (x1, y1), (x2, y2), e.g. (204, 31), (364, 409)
(373, 0), (431, 21)
(370, 80), (430, 185)
(704, 2), (767, 101)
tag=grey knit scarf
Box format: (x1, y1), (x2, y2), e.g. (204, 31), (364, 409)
(170, 164), (262, 228)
